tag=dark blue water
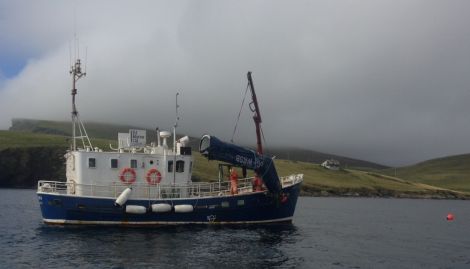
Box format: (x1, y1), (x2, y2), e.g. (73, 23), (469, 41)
(1, 189), (469, 268)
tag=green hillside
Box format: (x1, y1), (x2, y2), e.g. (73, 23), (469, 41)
(0, 130), (69, 149)
(10, 118), (145, 140)
(191, 151), (468, 199)
(381, 154), (470, 192)
(2, 121), (470, 198)
(0, 130), (116, 151)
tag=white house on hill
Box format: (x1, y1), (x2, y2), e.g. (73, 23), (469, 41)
(321, 159), (340, 170)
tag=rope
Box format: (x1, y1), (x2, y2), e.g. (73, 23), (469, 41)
(260, 125), (268, 152)
(231, 83), (250, 143)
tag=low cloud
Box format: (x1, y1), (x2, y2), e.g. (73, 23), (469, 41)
(1, 0), (470, 166)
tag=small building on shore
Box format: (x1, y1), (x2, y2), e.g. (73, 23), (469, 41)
(321, 159), (340, 170)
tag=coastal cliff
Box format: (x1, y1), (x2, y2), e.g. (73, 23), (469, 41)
(0, 146), (65, 188)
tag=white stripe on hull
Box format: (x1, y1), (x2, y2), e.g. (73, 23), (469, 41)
(43, 217), (293, 225)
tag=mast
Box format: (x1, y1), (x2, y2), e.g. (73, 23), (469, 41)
(247, 71), (263, 155)
(173, 92), (180, 185)
(70, 57), (92, 151)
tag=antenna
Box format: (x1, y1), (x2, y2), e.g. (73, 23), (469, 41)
(69, 32), (92, 151)
(173, 92), (180, 185)
(68, 42), (72, 68)
(173, 92), (180, 153)
(176, 92), (180, 127)
(84, 46), (88, 74)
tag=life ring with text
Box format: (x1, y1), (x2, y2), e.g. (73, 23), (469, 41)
(119, 167), (137, 184)
(146, 168), (162, 185)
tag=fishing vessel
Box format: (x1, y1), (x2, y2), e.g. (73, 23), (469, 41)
(37, 57), (303, 225)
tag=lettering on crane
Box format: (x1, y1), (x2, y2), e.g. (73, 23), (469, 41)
(235, 155), (264, 169)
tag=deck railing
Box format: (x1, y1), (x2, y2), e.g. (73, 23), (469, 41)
(37, 174), (303, 199)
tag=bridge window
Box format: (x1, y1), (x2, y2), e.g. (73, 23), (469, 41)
(130, 159), (137, 169)
(110, 159), (118, 169)
(149, 159), (160, 166)
(168, 161), (173, 172)
(88, 158), (96, 168)
(176, 160), (185, 173)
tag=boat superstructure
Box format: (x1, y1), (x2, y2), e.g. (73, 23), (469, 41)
(37, 56), (303, 225)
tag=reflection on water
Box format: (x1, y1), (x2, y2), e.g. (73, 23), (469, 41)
(35, 224), (301, 268)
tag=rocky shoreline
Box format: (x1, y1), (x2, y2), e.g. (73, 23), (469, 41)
(300, 186), (470, 200)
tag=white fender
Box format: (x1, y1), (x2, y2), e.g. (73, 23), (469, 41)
(174, 204), (194, 213)
(151, 203), (172, 213)
(125, 205), (147, 214)
(114, 188), (132, 207)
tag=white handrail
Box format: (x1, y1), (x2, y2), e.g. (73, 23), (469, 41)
(37, 174), (303, 200)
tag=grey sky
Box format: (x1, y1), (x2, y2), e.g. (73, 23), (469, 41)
(1, 0), (469, 166)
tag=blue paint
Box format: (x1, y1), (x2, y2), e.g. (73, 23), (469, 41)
(38, 182), (301, 225)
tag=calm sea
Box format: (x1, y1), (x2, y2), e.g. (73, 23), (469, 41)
(0, 189), (469, 268)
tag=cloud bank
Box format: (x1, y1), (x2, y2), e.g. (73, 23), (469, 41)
(1, 0), (470, 166)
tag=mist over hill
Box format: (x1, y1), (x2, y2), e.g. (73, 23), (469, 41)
(9, 118), (388, 170)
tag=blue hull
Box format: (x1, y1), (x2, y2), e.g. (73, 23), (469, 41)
(38, 182), (301, 225)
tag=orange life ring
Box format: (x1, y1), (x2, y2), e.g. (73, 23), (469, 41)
(119, 167), (136, 184)
(146, 168), (162, 185)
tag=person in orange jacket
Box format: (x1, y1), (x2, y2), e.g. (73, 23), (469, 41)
(230, 168), (238, 195)
(253, 175), (263, 192)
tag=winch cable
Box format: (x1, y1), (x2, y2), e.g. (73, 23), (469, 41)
(231, 82), (250, 143)
(260, 126), (268, 154)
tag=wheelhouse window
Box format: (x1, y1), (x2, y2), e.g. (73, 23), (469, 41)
(130, 159), (137, 169)
(110, 159), (118, 169)
(176, 160), (185, 173)
(149, 159), (160, 166)
(189, 161), (193, 173)
(168, 160), (173, 172)
(88, 158), (96, 168)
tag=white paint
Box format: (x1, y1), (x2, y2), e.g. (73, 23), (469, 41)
(65, 144), (193, 196)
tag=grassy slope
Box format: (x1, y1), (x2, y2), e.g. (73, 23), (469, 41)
(0, 130), (115, 151)
(192, 151), (468, 198)
(275, 159), (468, 197)
(0, 130), (68, 149)
(10, 119), (143, 140)
(381, 154), (470, 192)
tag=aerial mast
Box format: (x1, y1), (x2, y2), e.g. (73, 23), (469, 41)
(70, 53), (92, 151)
(173, 92), (180, 185)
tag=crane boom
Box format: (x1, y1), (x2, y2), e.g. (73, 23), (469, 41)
(247, 71), (263, 155)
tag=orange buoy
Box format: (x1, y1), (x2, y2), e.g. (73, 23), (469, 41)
(446, 213), (454, 221)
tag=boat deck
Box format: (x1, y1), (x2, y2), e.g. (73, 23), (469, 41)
(38, 174), (303, 200)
